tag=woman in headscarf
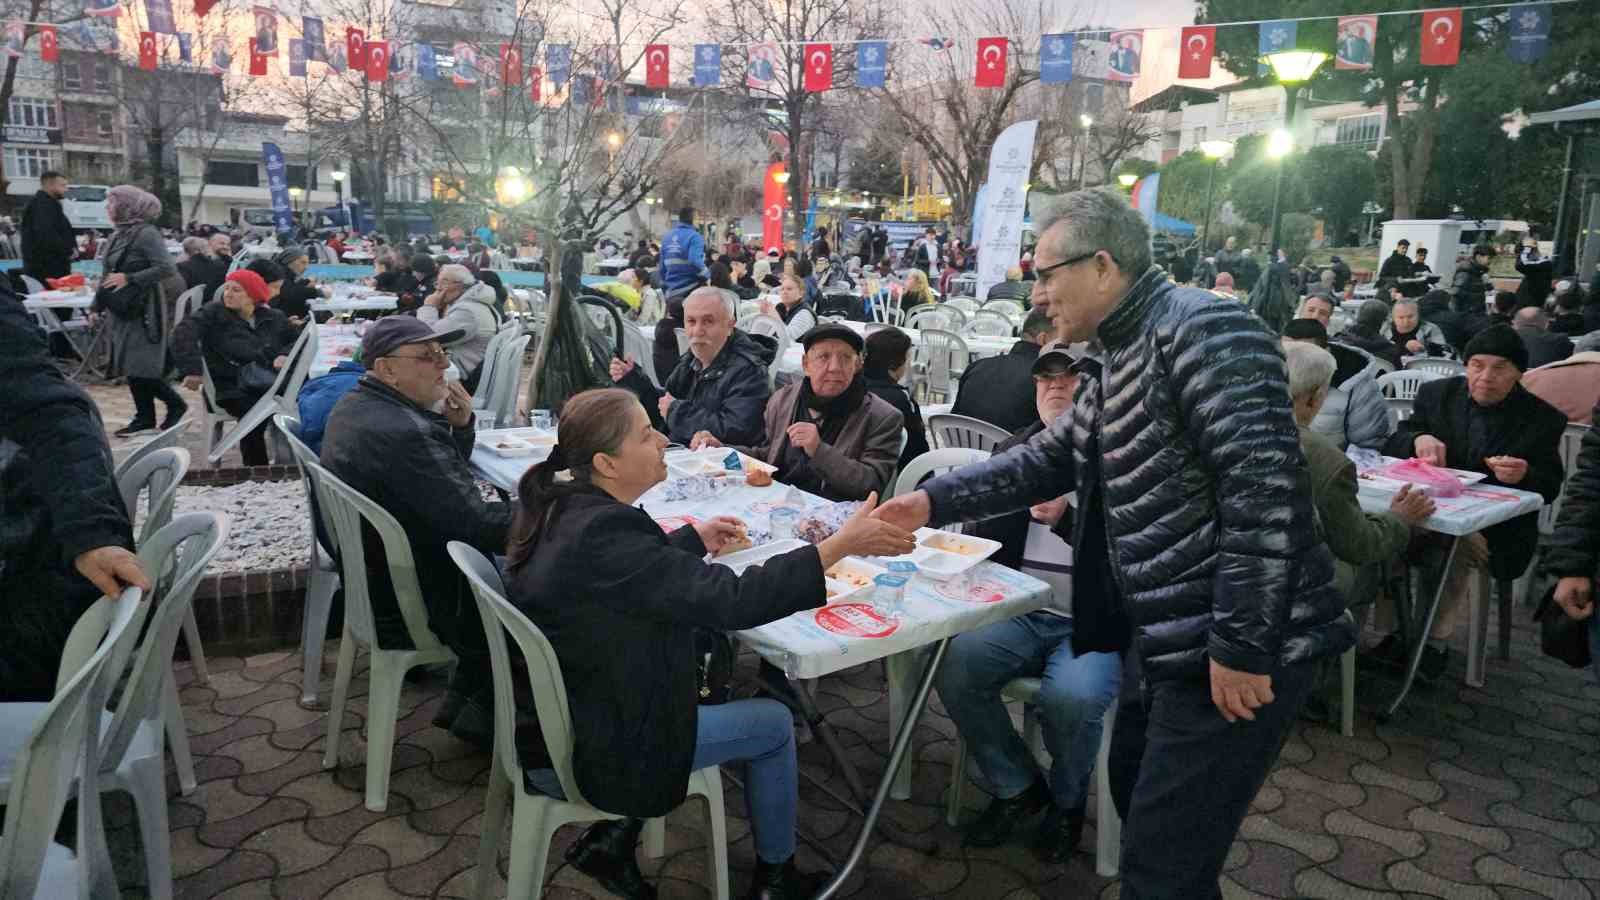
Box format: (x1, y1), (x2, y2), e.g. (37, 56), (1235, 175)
(93, 185), (186, 437)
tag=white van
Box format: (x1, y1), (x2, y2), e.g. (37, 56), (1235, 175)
(61, 184), (112, 230)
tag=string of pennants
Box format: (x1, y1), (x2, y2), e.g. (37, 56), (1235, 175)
(0, 0), (1570, 90)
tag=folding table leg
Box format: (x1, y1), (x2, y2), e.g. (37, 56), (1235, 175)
(1467, 570), (1489, 689)
(1382, 537), (1460, 719)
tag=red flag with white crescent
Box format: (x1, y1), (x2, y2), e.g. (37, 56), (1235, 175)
(365, 40), (389, 81)
(803, 43), (831, 92)
(1178, 26), (1215, 79)
(346, 27), (366, 70)
(974, 37), (1007, 88)
(138, 30), (158, 69)
(645, 43), (669, 88)
(248, 37), (267, 75)
(39, 25), (58, 62)
(762, 162), (788, 254)
(1420, 8), (1462, 66)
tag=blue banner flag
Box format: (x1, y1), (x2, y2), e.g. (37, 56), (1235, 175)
(1258, 20), (1296, 74)
(1507, 3), (1551, 63)
(262, 142), (294, 235)
(146, 0), (176, 34)
(693, 43), (720, 86)
(856, 41), (887, 88)
(1040, 33), (1073, 83)
(547, 43), (571, 85)
(176, 32), (191, 63)
(288, 38), (305, 76)
(302, 16), (325, 61)
(417, 42), (436, 80)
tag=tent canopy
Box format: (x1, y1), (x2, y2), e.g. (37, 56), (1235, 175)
(1152, 212), (1196, 237)
(1527, 98), (1600, 127)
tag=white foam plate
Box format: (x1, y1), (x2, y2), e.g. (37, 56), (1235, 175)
(666, 448), (777, 479)
(823, 557), (887, 602)
(712, 538), (807, 574)
(876, 528), (1001, 580)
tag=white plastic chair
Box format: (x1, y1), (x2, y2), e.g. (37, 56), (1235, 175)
(946, 297), (979, 316)
(310, 461), (460, 812)
(171, 285), (207, 329)
(0, 588), (146, 900)
(19, 273), (45, 294)
(84, 513), (225, 900)
(964, 317), (1014, 339)
(906, 305), (966, 332)
(115, 446), (205, 795)
(206, 322), (319, 466)
(912, 329), (969, 403)
(892, 448), (987, 498)
(1376, 369), (1443, 401)
(471, 321), (521, 411)
(114, 416), (192, 484)
(944, 681), (1121, 878)
(1404, 357), (1465, 377)
(927, 413), (1011, 452)
(871, 289), (903, 326)
(273, 415), (343, 709)
(447, 543), (730, 900)
(484, 334), (531, 426)
(736, 300), (762, 321)
(982, 298), (1026, 317)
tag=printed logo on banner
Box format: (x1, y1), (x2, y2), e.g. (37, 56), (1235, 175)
(814, 604), (898, 639)
(856, 40), (886, 88)
(693, 43), (720, 86)
(1106, 29), (1142, 82)
(546, 43), (571, 85)
(1039, 33), (1073, 84)
(1507, 3), (1550, 63)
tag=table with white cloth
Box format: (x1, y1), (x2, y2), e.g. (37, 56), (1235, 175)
(775, 319), (1014, 376)
(309, 323), (365, 377)
(596, 256), (632, 276)
(24, 292), (108, 379)
(1352, 458), (1542, 715)
(471, 438), (1050, 886)
(311, 295), (397, 315)
(341, 250), (375, 263)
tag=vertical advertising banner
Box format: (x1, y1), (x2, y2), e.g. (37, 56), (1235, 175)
(975, 120), (1037, 301)
(262, 142), (293, 234)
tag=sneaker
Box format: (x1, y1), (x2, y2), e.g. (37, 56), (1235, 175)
(1031, 803), (1086, 864)
(114, 420), (156, 438)
(1418, 645), (1449, 682)
(963, 777), (1051, 848)
(159, 399), (189, 431)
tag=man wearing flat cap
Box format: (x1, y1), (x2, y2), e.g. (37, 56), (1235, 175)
(692, 322), (903, 501)
(273, 245), (329, 324)
(1378, 323), (1567, 678)
(320, 316), (512, 746)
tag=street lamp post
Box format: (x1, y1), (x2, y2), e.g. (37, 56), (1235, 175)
(330, 169), (347, 231)
(1076, 114), (1094, 189)
(1263, 49), (1328, 254)
(1197, 139), (1233, 254)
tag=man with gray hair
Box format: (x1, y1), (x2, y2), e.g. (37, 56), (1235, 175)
(419, 263), (501, 390)
(1512, 306), (1574, 369)
(873, 188), (1351, 895)
(1333, 298), (1402, 369)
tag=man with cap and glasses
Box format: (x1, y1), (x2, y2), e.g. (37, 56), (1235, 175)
(320, 316), (513, 747)
(938, 340), (1122, 863)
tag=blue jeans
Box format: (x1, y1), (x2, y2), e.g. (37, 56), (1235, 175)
(936, 612), (1121, 810)
(526, 697), (798, 864)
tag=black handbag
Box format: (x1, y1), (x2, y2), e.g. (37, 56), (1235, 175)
(95, 280), (150, 320)
(694, 629), (734, 706)
(1533, 586), (1593, 669)
(236, 360), (278, 394)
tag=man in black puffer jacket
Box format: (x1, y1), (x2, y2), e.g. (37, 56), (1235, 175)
(1449, 245), (1493, 315)
(874, 189), (1350, 898)
(1544, 398), (1600, 682)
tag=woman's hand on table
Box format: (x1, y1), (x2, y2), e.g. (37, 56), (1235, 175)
(694, 516), (747, 554)
(690, 431), (722, 450)
(818, 492), (916, 569)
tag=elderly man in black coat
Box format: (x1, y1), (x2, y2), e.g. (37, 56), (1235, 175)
(1378, 324), (1566, 679)
(20, 171), (75, 282)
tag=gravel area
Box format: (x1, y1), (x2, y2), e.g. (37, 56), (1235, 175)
(148, 480), (311, 573)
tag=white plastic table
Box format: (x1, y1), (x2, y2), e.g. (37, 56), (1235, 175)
(311, 295), (397, 314)
(596, 256), (631, 276)
(310, 323), (364, 377)
(25, 292), (107, 379)
(341, 250), (375, 263)
(471, 440), (1050, 890)
(1354, 460), (1542, 713)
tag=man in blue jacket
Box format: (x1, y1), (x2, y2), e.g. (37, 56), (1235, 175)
(296, 359), (365, 453)
(658, 207), (708, 294)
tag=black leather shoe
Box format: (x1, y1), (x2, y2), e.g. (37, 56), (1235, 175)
(745, 857), (827, 900)
(1031, 803), (1086, 864)
(963, 777), (1051, 848)
(160, 400), (189, 431)
(114, 420), (156, 438)
(1364, 634), (1406, 668)
(566, 819), (656, 899)
(1419, 645), (1449, 682)
(430, 689), (468, 730)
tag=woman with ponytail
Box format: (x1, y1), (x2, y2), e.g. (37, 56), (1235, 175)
(506, 388), (915, 900)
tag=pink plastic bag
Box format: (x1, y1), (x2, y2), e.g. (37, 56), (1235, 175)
(1378, 458), (1463, 498)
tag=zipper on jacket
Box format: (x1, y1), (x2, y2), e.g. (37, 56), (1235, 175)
(1090, 375), (1149, 707)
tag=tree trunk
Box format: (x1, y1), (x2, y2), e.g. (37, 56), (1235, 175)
(525, 237), (564, 408)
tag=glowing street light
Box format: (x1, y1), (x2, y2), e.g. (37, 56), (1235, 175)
(1196, 140), (1234, 252)
(496, 167), (530, 205)
(1199, 139), (1234, 159)
(1079, 113), (1093, 130)
(1117, 173), (1138, 188)
(1263, 49), (1328, 253)
(1267, 128), (1295, 158)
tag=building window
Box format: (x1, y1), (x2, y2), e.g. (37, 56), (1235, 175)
(92, 60), (110, 90)
(7, 97), (58, 129)
(62, 59), (81, 90)
(1192, 125), (1207, 144)
(205, 160), (259, 187)
(285, 164), (317, 191)
(5, 147), (58, 179)
(1335, 113), (1382, 147)
(96, 110), (113, 136)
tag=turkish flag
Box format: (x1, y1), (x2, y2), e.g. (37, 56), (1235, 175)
(500, 44), (522, 86)
(645, 43), (669, 88)
(38, 26), (57, 62)
(248, 38), (267, 76)
(803, 43), (832, 92)
(762, 162), (788, 254)
(365, 40), (389, 81)
(139, 31), (158, 70)
(1178, 26), (1215, 79)
(1420, 8), (1462, 66)
(974, 37), (1007, 88)
(194, 0), (217, 17)
(528, 65), (541, 102)
(346, 27), (365, 70)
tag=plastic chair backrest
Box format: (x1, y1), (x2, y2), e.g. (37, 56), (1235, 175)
(487, 334), (531, 424)
(738, 313), (784, 341)
(114, 416), (192, 484)
(278, 321), (320, 407)
(0, 588), (145, 900)
(1405, 357), (1465, 377)
(927, 413), (1011, 452)
(982, 298), (1026, 317)
(1377, 369), (1442, 401)
(116, 447), (191, 546)
(100, 513), (226, 772)
(172, 285), (207, 328)
(894, 448), (988, 498)
(273, 414), (339, 560)
(472, 325), (514, 408)
(448, 542), (593, 809)
(737, 301), (762, 321)
(20, 274), (45, 294)
(916, 329), (968, 390)
(906, 305), (964, 332)
(620, 319), (657, 387)
(872, 289), (903, 325)
(675, 328), (690, 355)
(947, 297), (979, 315)
(308, 460), (447, 652)
(965, 317), (1013, 338)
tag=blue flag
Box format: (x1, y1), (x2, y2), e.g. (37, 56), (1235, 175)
(176, 32), (191, 63)
(417, 42), (437, 80)
(262, 142), (294, 235)
(1040, 33), (1073, 83)
(693, 43), (721, 86)
(1507, 3), (1551, 63)
(288, 38), (305, 76)
(146, 0), (176, 34)
(571, 72), (590, 106)
(856, 41), (886, 88)
(1258, 20), (1296, 75)
(302, 16), (325, 61)
(547, 43), (571, 85)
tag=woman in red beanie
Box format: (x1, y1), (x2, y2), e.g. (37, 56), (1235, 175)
(170, 268), (300, 465)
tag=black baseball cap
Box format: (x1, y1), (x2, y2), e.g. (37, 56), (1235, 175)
(360, 316), (464, 363)
(1031, 341), (1077, 376)
(798, 322), (864, 353)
